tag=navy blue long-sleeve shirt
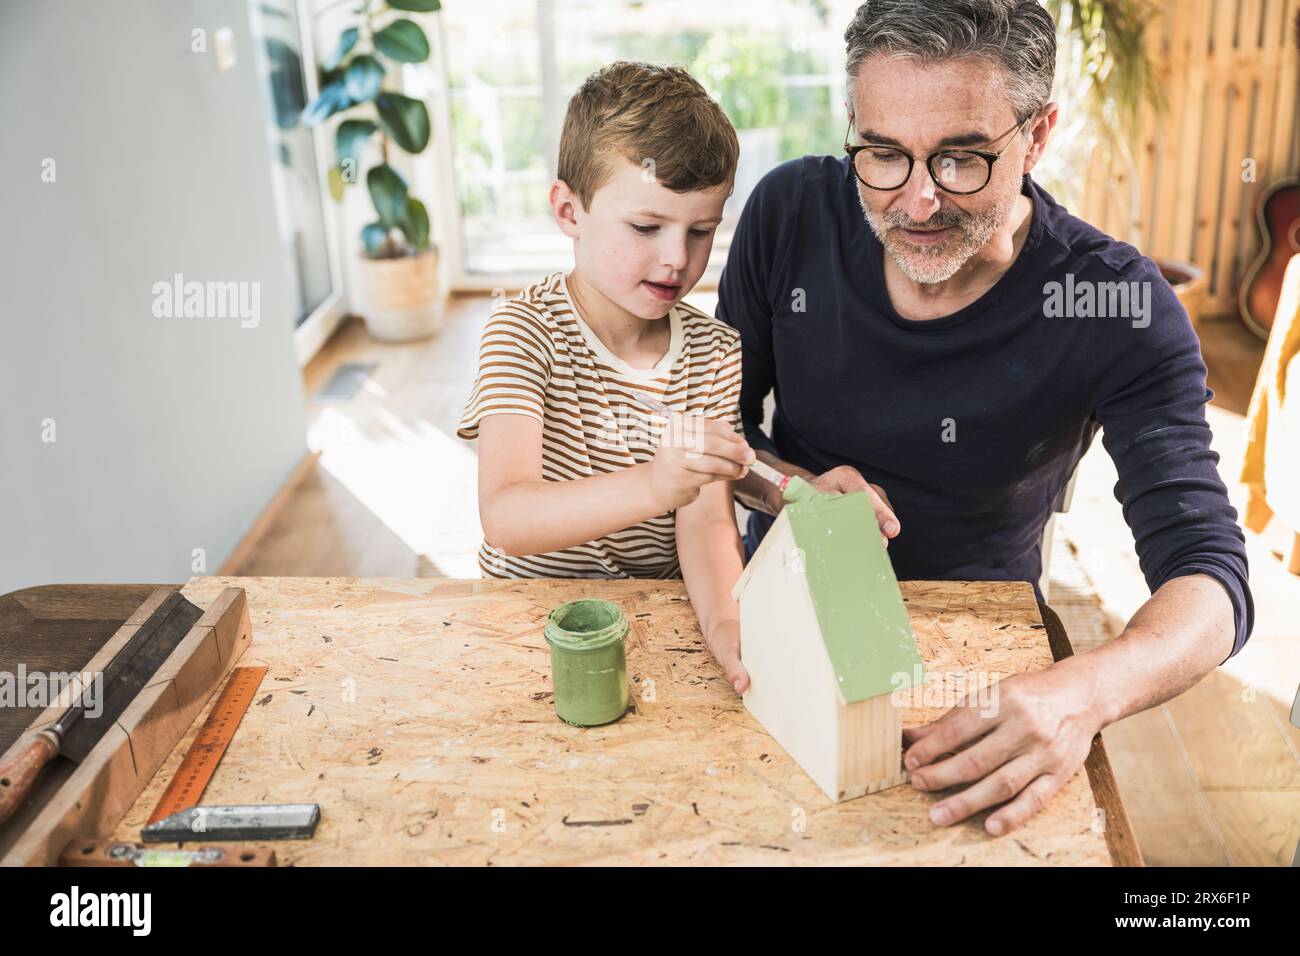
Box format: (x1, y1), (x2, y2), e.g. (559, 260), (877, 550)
(716, 156), (1253, 658)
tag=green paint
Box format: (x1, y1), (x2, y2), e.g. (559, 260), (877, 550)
(784, 490), (924, 703)
(544, 599), (629, 726)
(781, 474), (824, 504)
(781, 474), (843, 505)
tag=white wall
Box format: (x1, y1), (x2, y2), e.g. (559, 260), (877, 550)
(0, 0), (308, 592)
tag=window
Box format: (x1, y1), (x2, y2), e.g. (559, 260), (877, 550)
(439, 0), (855, 283)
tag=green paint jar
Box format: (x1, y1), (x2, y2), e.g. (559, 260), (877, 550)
(544, 599), (629, 727)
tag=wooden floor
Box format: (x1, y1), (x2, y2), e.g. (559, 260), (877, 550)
(1060, 315), (1300, 867)
(237, 297), (492, 579)
(231, 298), (1300, 866)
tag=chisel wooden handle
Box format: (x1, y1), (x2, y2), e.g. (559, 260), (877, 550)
(0, 729), (60, 826)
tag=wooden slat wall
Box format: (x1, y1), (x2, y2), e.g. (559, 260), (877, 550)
(1079, 0), (1299, 318)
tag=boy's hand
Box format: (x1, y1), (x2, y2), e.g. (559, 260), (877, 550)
(705, 618), (749, 694)
(646, 413), (754, 512)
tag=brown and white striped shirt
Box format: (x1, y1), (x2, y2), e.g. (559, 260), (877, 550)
(457, 271), (742, 579)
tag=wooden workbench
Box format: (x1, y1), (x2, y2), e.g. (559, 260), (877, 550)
(102, 576), (1136, 865)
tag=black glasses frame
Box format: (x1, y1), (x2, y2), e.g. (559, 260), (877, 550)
(843, 114), (1032, 195)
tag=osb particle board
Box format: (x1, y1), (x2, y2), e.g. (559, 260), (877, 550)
(107, 576), (1120, 866)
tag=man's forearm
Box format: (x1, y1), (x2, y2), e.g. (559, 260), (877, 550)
(733, 449), (814, 515)
(1070, 573), (1236, 729)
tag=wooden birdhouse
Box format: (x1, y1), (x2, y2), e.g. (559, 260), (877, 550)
(731, 479), (924, 802)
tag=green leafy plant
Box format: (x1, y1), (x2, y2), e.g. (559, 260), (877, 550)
(690, 33), (784, 130)
(1048, 0), (1163, 147)
(303, 0), (441, 259)
(1040, 0), (1165, 235)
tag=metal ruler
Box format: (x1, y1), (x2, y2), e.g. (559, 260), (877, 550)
(146, 665), (267, 824)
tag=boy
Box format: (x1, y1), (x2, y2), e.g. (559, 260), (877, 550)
(457, 61), (753, 693)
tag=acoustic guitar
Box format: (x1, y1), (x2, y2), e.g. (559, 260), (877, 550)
(1238, 11), (1300, 339)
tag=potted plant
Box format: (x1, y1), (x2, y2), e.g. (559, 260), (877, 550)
(1042, 0), (1207, 324)
(303, 0), (445, 342)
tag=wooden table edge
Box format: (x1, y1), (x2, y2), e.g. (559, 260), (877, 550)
(1038, 600), (1144, 868)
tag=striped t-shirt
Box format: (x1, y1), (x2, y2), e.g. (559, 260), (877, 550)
(457, 271), (742, 579)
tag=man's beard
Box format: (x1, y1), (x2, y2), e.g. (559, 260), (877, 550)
(859, 188), (1013, 285)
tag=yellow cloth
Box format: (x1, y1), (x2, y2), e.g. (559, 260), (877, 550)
(1241, 255), (1300, 534)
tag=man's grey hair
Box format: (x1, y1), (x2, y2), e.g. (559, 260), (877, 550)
(844, 0), (1057, 122)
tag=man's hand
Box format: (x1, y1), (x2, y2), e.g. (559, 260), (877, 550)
(765, 463), (900, 546)
(902, 655), (1102, 836)
(705, 618), (749, 694)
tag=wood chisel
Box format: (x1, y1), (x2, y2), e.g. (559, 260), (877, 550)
(0, 590), (204, 826)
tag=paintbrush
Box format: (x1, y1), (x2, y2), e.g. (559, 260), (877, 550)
(629, 390), (791, 493)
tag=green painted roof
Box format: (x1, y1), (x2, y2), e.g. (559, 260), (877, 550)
(782, 483), (924, 704)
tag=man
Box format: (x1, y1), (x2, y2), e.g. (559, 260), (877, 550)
(713, 0), (1253, 837)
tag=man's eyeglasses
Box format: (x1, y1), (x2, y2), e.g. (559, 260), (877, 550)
(843, 115), (1032, 195)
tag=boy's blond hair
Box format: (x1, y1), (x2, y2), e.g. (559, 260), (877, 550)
(557, 60), (740, 210)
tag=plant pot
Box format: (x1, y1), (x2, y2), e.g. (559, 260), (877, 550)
(1158, 259), (1207, 328)
(355, 246), (445, 342)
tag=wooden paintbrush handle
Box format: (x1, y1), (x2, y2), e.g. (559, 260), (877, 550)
(0, 730), (60, 826)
